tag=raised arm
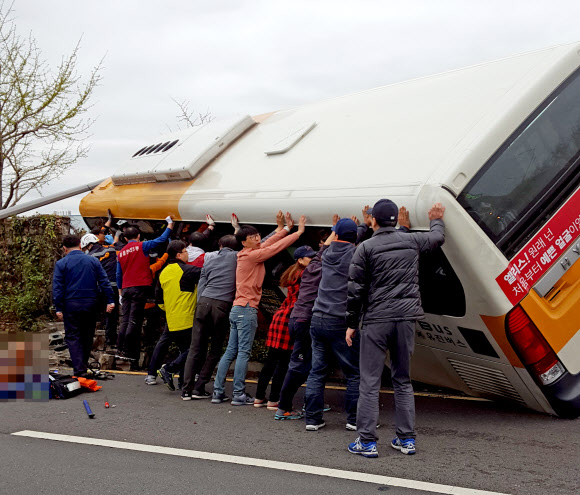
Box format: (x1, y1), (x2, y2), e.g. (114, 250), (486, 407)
(142, 215), (174, 254)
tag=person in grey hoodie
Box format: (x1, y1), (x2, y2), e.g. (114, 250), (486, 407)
(180, 234), (239, 400)
(303, 218), (360, 431)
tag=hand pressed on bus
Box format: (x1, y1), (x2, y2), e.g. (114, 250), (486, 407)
(428, 203), (445, 220)
(275, 210), (285, 231)
(398, 206), (410, 228)
(297, 215), (307, 235)
(285, 211), (295, 230)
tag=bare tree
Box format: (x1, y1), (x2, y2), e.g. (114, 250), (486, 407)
(171, 97), (213, 130)
(0, 2), (103, 209)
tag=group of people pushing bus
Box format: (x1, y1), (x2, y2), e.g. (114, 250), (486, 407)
(52, 198), (445, 458)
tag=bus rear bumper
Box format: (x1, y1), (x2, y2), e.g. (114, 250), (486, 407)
(543, 370), (580, 418)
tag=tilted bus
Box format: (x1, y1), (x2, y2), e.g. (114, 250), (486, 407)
(80, 42), (580, 417)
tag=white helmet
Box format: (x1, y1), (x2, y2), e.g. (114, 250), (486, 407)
(81, 233), (99, 249)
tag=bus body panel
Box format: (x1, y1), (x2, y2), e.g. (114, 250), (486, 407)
(79, 43), (580, 416)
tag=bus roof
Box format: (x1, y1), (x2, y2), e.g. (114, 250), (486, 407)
(81, 42), (580, 225)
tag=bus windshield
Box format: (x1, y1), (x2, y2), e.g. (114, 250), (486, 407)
(458, 68), (580, 258)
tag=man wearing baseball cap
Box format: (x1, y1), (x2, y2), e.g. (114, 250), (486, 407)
(303, 217), (361, 432)
(346, 199), (445, 458)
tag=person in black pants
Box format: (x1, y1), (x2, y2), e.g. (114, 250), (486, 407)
(52, 234), (115, 376)
(181, 234), (239, 400)
(149, 240), (201, 390)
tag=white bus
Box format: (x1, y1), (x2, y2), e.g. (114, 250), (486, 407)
(81, 42), (580, 417)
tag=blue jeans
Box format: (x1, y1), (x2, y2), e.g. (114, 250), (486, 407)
(304, 314), (360, 425)
(213, 304), (258, 397)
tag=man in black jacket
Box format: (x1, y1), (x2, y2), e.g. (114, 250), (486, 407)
(346, 199), (445, 458)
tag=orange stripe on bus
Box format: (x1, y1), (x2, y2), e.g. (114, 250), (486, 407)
(79, 178), (194, 220)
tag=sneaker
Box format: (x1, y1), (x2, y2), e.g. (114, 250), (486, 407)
(305, 422), (326, 431)
(231, 394), (255, 406)
(253, 398), (267, 408)
(157, 365), (175, 391)
(181, 390), (192, 401)
(345, 423), (380, 431)
(144, 375), (157, 385)
(348, 437), (378, 458)
(211, 391), (229, 404)
(266, 401), (279, 411)
(192, 390), (211, 399)
(274, 409), (304, 420)
(391, 437), (416, 455)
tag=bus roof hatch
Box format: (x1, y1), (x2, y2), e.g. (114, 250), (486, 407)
(111, 115), (256, 185)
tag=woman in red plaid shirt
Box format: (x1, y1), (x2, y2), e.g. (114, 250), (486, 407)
(254, 246), (316, 410)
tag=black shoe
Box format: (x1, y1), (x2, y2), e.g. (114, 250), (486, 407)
(181, 390), (193, 401)
(192, 390), (211, 399)
(157, 365), (175, 391)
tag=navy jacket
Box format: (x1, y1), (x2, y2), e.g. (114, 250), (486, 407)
(312, 241), (356, 319)
(346, 219), (445, 329)
(52, 250), (114, 312)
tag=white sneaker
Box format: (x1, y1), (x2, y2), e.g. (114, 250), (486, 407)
(306, 422), (326, 431)
(144, 375), (157, 385)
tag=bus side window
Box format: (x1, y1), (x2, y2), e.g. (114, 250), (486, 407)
(419, 248), (466, 317)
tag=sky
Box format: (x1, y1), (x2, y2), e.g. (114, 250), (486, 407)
(8, 0), (580, 215)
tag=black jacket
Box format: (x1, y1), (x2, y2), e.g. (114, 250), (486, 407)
(346, 220), (445, 328)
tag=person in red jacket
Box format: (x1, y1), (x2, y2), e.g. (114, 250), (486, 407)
(253, 245), (316, 410)
(115, 215), (174, 364)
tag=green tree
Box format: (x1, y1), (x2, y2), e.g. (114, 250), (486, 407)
(0, 2), (103, 209)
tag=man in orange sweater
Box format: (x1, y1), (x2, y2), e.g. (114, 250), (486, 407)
(212, 212), (307, 406)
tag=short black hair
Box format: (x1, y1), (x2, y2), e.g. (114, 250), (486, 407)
(167, 240), (187, 260)
(235, 225), (259, 244)
(62, 234), (81, 248)
(91, 226), (104, 235)
(124, 226), (140, 240)
(219, 234), (238, 250)
(189, 232), (206, 248)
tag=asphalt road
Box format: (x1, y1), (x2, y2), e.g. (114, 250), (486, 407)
(0, 374), (578, 495)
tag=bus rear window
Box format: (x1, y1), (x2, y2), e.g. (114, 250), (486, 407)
(458, 68), (580, 259)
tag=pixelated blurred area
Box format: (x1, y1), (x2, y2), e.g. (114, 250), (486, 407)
(0, 333), (49, 401)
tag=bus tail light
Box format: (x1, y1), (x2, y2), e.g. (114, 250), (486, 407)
(506, 305), (565, 386)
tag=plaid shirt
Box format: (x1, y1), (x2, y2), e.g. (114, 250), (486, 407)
(265, 278), (301, 350)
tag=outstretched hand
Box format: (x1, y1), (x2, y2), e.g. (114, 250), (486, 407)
(398, 207), (410, 229)
(428, 203), (445, 221)
(231, 213), (240, 234)
(332, 214), (340, 226)
(276, 210), (285, 230)
(362, 205), (372, 227)
(297, 215), (306, 235)
(286, 211), (295, 230)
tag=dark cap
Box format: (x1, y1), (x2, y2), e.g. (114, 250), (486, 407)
(334, 218), (358, 238)
(372, 199), (398, 226)
(294, 246), (317, 260)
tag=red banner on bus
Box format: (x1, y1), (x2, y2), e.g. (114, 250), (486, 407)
(496, 189), (580, 305)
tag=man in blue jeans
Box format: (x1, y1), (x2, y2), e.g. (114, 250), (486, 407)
(212, 212), (306, 406)
(303, 218), (360, 431)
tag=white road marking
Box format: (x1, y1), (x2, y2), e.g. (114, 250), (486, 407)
(12, 430), (510, 495)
